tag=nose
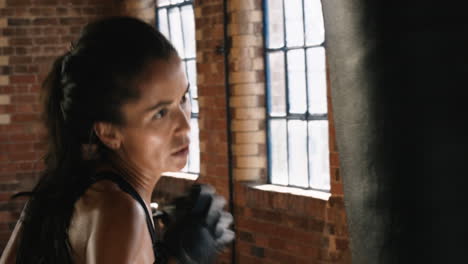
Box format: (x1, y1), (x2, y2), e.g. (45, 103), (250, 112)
(174, 104), (191, 135)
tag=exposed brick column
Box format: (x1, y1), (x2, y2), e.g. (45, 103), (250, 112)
(194, 1), (230, 198)
(193, 1), (232, 263)
(228, 0), (267, 183)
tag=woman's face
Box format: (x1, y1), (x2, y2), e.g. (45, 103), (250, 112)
(115, 56), (191, 177)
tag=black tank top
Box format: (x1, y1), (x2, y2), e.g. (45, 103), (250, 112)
(83, 171), (167, 263)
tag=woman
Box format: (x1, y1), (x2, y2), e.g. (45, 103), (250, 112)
(0, 16), (234, 264)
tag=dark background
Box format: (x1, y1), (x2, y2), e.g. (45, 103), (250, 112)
(374, 0), (468, 263)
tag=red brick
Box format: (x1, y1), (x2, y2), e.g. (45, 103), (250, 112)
(9, 56), (32, 65)
(0, 8), (14, 17)
(8, 133), (36, 142)
(56, 7), (68, 15)
(32, 17), (58, 25)
(0, 67), (11, 75)
(15, 104), (34, 113)
(0, 212), (15, 224)
(0, 105), (14, 114)
(236, 253), (268, 264)
(36, 0), (59, 6)
(13, 7), (29, 17)
(0, 47), (13, 56)
(38, 7), (56, 16)
(59, 17), (86, 25)
(1, 29), (15, 37)
(263, 247), (305, 264)
(237, 217), (322, 245)
(11, 113), (39, 123)
(14, 47), (28, 56)
(330, 151), (340, 167)
(0, 143), (33, 152)
(9, 38), (32, 46)
(27, 27), (43, 36)
(7, 18), (30, 26)
(266, 237), (286, 250)
(34, 37), (60, 45)
(331, 182), (344, 195)
(0, 86), (13, 94)
(8, 151), (36, 161)
(335, 238), (349, 251)
(6, 0), (31, 6)
(9, 75), (36, 84)
(68, 0), (87, 5)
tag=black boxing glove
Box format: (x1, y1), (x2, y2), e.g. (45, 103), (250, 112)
(162, 184), (235, 264)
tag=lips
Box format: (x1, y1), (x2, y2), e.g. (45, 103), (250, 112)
(172, 145), (189, 156)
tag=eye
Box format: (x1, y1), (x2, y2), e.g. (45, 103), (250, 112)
(153, 108), (168, 120)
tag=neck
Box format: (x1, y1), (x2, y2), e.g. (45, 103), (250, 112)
(97, 153), (161, 205)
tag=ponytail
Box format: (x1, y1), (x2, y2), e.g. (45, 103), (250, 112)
(15, 54), (87, 264)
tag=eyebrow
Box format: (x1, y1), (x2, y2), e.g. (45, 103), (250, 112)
(145, 84), (190, 112)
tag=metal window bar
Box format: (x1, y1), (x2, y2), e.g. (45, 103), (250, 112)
(302, 0), (311, 189)
(157, 1), (192, 9)
(281, 0), (291, 186)
(156, 0), (199, 173)
(264, 0), (329, 190)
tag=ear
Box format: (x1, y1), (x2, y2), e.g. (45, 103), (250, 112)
(93, 122), (122, 150)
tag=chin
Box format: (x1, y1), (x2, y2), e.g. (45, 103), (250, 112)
(170, 159), (188, 172)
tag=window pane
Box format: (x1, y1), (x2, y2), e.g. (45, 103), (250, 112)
(267, 51), (286, 116)
(287, 49), (307, 114)
(186, 59), (197, 98)
(158, 9), (170, 40)
(270, 119), (288, 185)
(284, 0), (304, 47)
(266, 0), (284, 48)
(307, 47), (327, 114)
(308, 120), (330, 190)
(304, 0), (325, 45)
(170, 0), (184, 4)
(189, 118), (200, 173)
(191, 98), (199, 114)
(181, 5), (196, 59)
(168, 8), (185, 58)
(288, 120), (308, 188)
(158, 0), (170, 7)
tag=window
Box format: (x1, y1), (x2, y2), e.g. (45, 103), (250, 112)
(264, 0), (330, 190)
(156, 0), (199, 174)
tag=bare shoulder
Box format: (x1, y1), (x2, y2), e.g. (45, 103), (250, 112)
(83, 181), (149, 264)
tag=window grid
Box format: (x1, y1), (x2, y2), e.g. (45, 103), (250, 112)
(264, 0), (330, 191)
(156, 0), (200, 174)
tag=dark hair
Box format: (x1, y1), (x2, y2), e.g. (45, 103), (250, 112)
(14, 16), (177, 263)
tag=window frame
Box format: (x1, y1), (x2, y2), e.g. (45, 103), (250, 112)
(263, 0), (330, 191)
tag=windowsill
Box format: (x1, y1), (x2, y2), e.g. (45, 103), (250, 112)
(161, 171), (199, 181)
(250, 184), (331, 201)
(159, 173), (330, 201)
